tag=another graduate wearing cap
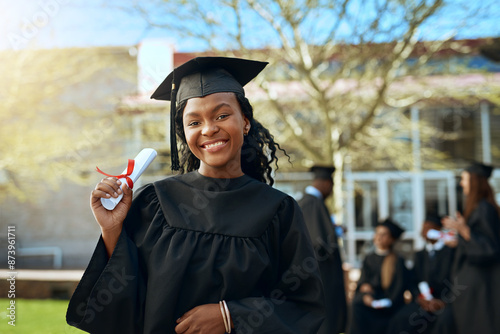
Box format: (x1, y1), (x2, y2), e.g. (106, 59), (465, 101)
(349, 218), (410, 334)
(442, 162), (500, 334)
(387, 216), (457, 334)
(298, 166), (347, 334)
(66, 57), (325, 334)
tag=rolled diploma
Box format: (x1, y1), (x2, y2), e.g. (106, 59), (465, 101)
(371, 298), (392, 309)
(418, 281), (433, 300)
(426, 229), (442, 240)
(101, 148), (157, 210)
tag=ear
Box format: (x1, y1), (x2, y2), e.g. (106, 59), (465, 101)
(243, 118), (251, 134)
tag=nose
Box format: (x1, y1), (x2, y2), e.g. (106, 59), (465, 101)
(201, 121), (219, 136)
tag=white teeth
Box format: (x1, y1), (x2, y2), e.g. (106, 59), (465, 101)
(205, 141), (225, 149)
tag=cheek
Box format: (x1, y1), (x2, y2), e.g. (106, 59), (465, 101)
(183, 129), (198, 151)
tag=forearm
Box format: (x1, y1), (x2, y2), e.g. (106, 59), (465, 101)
(101, 225), (123, 258)
(458, 224), (471, 241)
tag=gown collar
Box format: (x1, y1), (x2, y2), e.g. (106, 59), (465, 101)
(181, 170), (255, 191)
(305, 186), (323, 200)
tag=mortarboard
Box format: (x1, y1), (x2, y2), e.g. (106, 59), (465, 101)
(378, 218), (405, 239)
(150, 57), (268, 170)
(310, 165), (336, 182)
(465, 162), (494, 179)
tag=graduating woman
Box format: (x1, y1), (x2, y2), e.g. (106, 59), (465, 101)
(349, 218), (410, 334)
(66, 57), (325, 334)
(442, 162), (500, 334)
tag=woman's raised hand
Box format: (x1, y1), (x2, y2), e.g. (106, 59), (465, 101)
(90, 177), (133, 257)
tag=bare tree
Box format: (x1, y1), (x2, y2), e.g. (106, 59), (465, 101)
(121, 0), (500, 217)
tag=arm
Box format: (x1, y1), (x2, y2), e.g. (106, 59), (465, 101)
(67, 183), (158, 334)
(90, 177), (133, 257)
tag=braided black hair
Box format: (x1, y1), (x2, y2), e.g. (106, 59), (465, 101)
(174, 93), (288, 186)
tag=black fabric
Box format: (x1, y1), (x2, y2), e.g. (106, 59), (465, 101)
(298, 193), (347, 334)
(387, 246), (456, 334)
(348, 253), (410, 334)
(67, 171), (325, 334)
(451, 200), (500, 334)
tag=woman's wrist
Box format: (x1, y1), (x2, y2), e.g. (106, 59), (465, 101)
(219, 300), (232, 333)
(458, 224), (471, 241)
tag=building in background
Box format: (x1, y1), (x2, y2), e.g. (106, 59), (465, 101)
(1, 38), (499, 269)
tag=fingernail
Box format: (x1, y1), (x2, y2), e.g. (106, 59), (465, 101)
(114, 192), (118, 197)
(117, 180), (122, 185)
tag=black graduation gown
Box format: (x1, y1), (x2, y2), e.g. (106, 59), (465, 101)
(387, 245), (456, 334)
(66, 172), (325, 334)
(349, 252), (410, 334)
(451, 200), (500, 334)
(298, 193), (347, 334)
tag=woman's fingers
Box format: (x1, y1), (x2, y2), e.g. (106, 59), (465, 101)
(93, 178), (123, 198)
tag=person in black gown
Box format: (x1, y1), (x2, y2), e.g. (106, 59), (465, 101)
(298, 165), (347, 334)
(387, 215), (457, 334)
(442, 162), (500, 334)
(66, 57), (325, 334)
(349, 218), (410, 334)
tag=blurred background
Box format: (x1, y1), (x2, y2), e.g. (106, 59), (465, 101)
(0, 0), (499, 332)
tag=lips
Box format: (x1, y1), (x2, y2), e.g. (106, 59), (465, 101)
(200, 139), (229, 152)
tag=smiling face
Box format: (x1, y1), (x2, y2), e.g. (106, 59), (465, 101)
(182, 92), (250, 178)
(374, 225), (395, 251)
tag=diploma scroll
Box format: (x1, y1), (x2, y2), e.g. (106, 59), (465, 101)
(426, 229), (456, 242)
(100, 148), (157, 210)
(371, 298), (392, 309)
(418, 281), (433, 301)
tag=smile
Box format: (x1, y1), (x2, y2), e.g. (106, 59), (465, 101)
(201, 140), (228, 151)
(203, 141), (226, 148)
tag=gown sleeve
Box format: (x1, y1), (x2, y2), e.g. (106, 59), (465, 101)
(227, 196), (326, 334)
(462, 201), (500, 266)
(66, 185), (158, 334)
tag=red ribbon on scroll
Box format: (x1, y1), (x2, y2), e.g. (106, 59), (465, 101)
(96, 159), (135, 189)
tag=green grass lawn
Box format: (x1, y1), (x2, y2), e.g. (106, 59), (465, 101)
(0, 298), (84, 334)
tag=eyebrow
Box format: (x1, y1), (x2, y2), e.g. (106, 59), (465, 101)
(183, 103), (233, 119)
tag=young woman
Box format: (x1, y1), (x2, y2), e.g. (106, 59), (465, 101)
(442, 162), (500, 334)
(349, 218), (410, 334)
(66, 57), (325, 334)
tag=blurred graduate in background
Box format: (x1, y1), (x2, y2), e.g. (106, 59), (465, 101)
(388, 215), (457, 334)
(442, 162), (500, 334)
(349, 218), (410, 334)
(298, 165), (347, 334)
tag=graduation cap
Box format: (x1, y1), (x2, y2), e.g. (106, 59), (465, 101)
(378, 218), (405, 239)
(424, 215), (443, 228)
(310, 165), (336, 182)
(465, 162), (494, 179)
(150, 57), (268, 170)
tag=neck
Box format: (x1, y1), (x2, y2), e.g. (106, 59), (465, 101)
(198, 164), (244, 179)
(374, 247), (391, 256)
